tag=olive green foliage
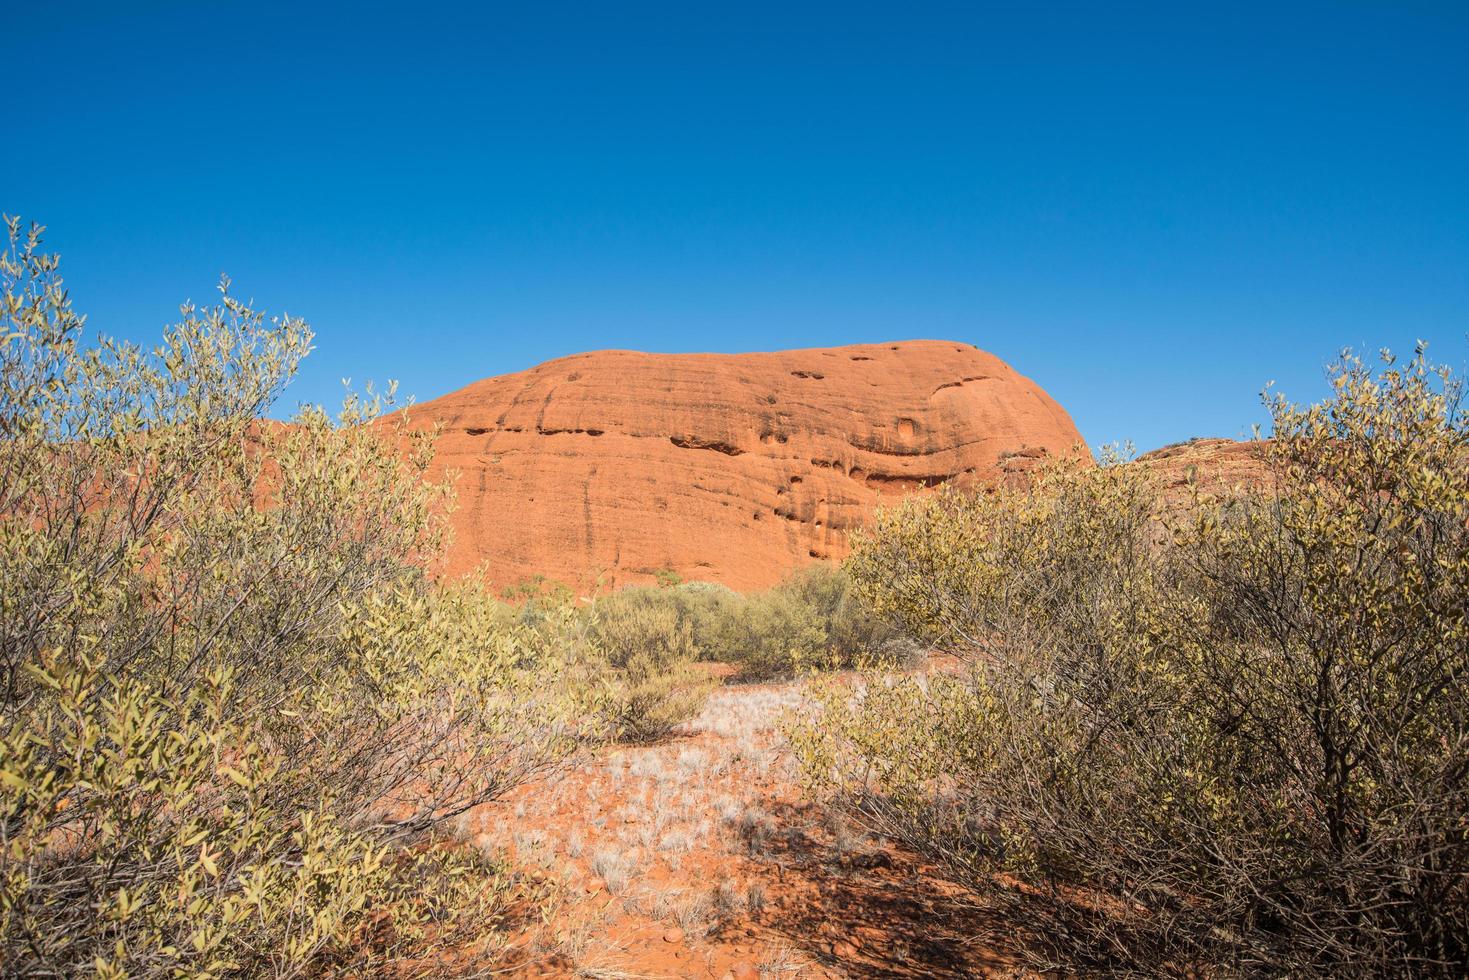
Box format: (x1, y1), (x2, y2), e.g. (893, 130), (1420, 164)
(681, 566), (915, 680)
(498, 564), (905, 742)
(492, 582), (714, 744)
(794, 349), (1469, 976)
(587, 588), (713, 741)
(500, 573), (574, 609)
(0, 217), (585, 976)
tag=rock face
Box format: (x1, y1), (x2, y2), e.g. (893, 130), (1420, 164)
(407, 340), (1085, 591)
(1135, 437), (1271, 501)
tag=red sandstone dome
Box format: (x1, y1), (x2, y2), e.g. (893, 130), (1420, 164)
(405, 340), (1085, 591)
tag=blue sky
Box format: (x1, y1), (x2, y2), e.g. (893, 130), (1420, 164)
(8, 2), (1467, 450)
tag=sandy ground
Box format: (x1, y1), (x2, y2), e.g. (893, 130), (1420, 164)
(451, 677), (1022, 979)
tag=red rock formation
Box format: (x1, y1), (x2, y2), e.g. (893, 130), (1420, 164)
(1134, 437), (1272, 501)
(405, 340), (1085, 591)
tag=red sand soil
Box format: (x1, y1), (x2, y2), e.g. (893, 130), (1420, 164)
(451, 676), (1027, 978)
(399, 340), (1085, 592)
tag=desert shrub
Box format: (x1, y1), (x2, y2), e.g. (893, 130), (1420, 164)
(666, 581), (748, 663)
(490, 582), (716, 743)
(841, 444), (1159, 660)
(587, 587), (713, 741)
(0, 217), (583, 975)
(556, 566), (904, 742)
(563, 567), (908, 683)
(702, 565), (914, 680)
(767, 564), (920, 673)
(590, 587), (699, 669)
(500, 573), (575, 614)
(793, 348), (1469, 976)
(599, 653), (714, 743)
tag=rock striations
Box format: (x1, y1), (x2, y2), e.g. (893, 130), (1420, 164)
(406, 340), (1086, 591)
(1135, 437), (1272, 500)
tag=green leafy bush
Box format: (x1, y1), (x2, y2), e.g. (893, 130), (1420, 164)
(506, 562), (906, 742)
(0, 217), (584, 975)
(700, 565), (915, 680)
(793, 349), (1469, 976)
(587, 587), (714, 741)
(716, 564), (910, 678)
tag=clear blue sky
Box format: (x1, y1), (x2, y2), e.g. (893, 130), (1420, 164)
(8, 2), (1467, 451)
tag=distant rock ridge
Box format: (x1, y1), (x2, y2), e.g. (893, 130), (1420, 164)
(402, 340), (1087, 591)
(1135, 437), (1272, 499)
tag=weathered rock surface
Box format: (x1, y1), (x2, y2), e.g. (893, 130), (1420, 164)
(406, 340), (1085, 591)
(1135, 437), (1271, 500)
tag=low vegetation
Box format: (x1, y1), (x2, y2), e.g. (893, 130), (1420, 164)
(585, 587), (715, 742)
(687, 565), (919, 679)
(591, 565), (916, 682)
(0, 218), (594, 975)
(792, 347), (1469, 976)
(493, 560), (913, 744)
